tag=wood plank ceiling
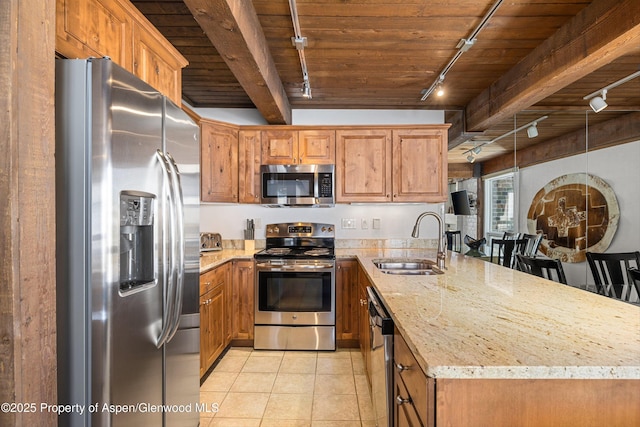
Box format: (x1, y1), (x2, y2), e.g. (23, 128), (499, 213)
(131, 0), (640, 174)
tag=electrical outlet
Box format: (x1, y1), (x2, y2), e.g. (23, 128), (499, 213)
(361, 219), (368, 229)
(372, 218), (381, 229)
(341, 218), (356, 229)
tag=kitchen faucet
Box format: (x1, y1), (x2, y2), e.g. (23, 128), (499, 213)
(411, 211), (446, 270)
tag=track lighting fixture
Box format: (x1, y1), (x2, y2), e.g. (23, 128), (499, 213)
(461, 115), (548, 161)
(583, 70), (640, 113)
(289, 0), (313, 99)
(302, 80), (311, 98)
(588, 90), (607, 113)
(420, 0), (504, 101)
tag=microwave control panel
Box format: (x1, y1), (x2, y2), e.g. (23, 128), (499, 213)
(318, 173), (333, 197)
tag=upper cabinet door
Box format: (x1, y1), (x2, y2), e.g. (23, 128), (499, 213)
(261, 130), (299, 165)
(336, 129), (392, 202)
(298, 130), (336, 164)
(56, 0), (133, 69)
(392, 128), (448, 202)
(201, 121), (239, 203)
(56, 0), (187, 105)
(238, 130), (262, 204)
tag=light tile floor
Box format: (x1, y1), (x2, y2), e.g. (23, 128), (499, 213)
(200, 347), (377, 427)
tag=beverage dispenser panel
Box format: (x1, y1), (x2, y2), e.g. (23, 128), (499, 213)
(120, 190), (156, 293)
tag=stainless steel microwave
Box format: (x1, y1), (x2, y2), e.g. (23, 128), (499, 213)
(260, 164), (335, 207)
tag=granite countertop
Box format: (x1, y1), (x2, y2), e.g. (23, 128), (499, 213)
(199, 247), (640, 380)
(199, 249), (256, 273)
(353, 249), (640, 380)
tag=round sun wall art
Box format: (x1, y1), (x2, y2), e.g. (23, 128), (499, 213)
(526, 173), (619, 263)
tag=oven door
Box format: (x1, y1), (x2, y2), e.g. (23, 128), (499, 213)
(255, 261), (335, 326)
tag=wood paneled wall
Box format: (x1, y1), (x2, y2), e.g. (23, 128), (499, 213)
(0, 1), (57, 426)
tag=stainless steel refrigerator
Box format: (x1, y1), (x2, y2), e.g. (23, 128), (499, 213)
(56, 58), (200, 427)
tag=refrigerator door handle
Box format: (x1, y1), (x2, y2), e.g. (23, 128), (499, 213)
(155, 149), (179, 348)
(165, 151), (185, 342)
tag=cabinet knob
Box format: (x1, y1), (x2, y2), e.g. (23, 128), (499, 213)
(396, 395), (412, 405)
(396, 363), (410, 372)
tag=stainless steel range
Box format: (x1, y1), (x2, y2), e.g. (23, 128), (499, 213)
(254, 222), (336, 350)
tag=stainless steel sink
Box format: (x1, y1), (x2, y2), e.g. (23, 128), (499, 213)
(372, 258), (444, 275)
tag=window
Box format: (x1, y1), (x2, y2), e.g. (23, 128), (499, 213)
(484, 171), (518, 238)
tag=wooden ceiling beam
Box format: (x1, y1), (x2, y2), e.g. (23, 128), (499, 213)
(465, 0), (640, 133)
(182, 0), (292, 124)
(482, 112), (640, 175)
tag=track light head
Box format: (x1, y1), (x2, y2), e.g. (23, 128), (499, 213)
(527, 123), (538, 138)
(302, 81), (312, 98)
(467, 154), (475, 163)
(472, 145), (482, 155)
(436, 84), (445, 97)
(589, 89), (607, 113)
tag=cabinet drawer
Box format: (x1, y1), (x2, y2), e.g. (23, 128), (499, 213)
(394, 330), (430, 426)
(395, 369), (423, 427)
(200, 263), (227, 295)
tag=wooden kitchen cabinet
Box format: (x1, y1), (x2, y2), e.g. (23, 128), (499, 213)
(199, 262), (231, 377)
(201, 119), (239, 203)
(357, 264), (372, 381)
(336, 127), (448, 203)
(261, 129), (335, 165)
(394, 327), (434, 427)
(336, 259), (359, 347)
(238, 130), (262, 204)
(232, 259), (255, 342)
(131, 18), (187, 106)
(56, 0), (133, 70)
(56, 0), (187, 105)
(392, 128), (448, 203)
(336, 129), (392, 202)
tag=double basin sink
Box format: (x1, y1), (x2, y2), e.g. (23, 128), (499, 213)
(373, 258), (444, 275)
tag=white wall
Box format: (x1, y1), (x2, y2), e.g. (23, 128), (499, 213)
(518, 140), (640, 287)
(195, 107), (447, 242)
(200, 203), (445, 241)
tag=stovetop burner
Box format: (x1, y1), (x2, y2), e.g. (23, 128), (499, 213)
(254, 222), (335, 260)
(263, 248), (292, 256)
(304, 248), (332, 256)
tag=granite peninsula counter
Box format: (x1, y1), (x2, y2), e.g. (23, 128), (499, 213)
(201, 247), (639, 424)
(348, 248), (640, 380)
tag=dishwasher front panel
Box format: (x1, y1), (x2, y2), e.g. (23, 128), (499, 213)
(367, 286), (394, 427)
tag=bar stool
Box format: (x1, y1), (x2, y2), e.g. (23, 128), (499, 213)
(521, 233), (543, 256)
(586, 251), (640, 301)
(502, 231), (521, 240)
(628, 268), (640, 304)
(516, 254), (567, 284)
(490, 238), (528, 269)
(445, 230), (462, 253)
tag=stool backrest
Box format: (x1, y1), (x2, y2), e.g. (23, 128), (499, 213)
(445, 230), (462, 253)
(516, 254), (568, 284)
(521, 233), (543, 257)
(586, 251), (640, 301)
(490, 238), (528, 269)
(628, 268), (640, 302)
